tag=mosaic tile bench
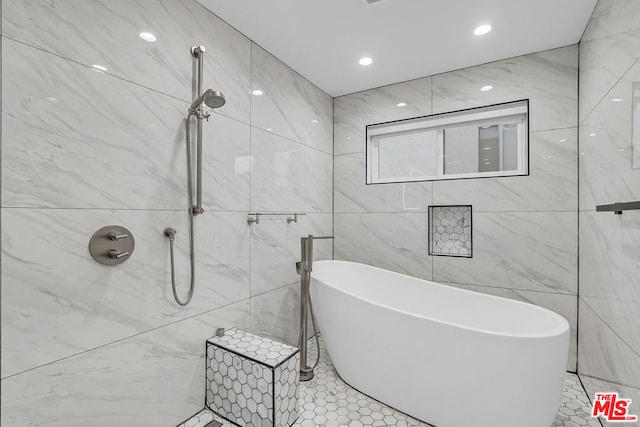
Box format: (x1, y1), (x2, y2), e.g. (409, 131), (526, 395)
(205, 328), (300, 427)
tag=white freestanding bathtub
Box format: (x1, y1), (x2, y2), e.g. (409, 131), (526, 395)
(310, 260), (569, 427)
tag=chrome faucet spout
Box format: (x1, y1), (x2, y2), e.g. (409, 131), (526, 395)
(297, 234), (335, 381)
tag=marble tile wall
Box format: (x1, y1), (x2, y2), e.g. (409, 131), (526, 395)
(333, 45), (579, 371)
(578, 0), (640, 403)
(0, 1), (332, 425)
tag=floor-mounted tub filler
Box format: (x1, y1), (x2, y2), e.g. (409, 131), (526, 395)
(310, 260), (570, 427)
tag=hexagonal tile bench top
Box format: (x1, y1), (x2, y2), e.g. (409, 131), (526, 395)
(206, 328), (300, 427)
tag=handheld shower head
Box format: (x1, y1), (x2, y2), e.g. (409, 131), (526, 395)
(190, 88), (226, 111)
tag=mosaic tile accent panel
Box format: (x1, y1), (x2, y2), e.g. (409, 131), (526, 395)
(428, 205), (472, 258)
(206, 328), (299, 427)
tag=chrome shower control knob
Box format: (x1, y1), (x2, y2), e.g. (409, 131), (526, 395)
(108, 232), (128, 241)
(108, 250), (129, 259)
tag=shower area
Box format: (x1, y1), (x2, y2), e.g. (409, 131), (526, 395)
(1, 0), (639, 426)
(0, 0), (333, 424)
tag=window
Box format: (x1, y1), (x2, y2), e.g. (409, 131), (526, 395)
(367, 100), (529, 184)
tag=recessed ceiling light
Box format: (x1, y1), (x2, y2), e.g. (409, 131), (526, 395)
(359, 57), (373, 66)
(611, 98), (624, 102)
(139, 32), (157, 42)
(483, 147), (492, 150)
(311, 119), (319, 124)
(474, 24), (492, 36)
(559, 139), (567, 142)
(46, 96), (58, 102)
(480, 85), (493, 92)
(345, 137), (352, 140)
(617, 148), (625, 152)
(92, 64), (107, 71)
(251, 89), (264, 96)
(589, 133), (596, 137)
(396, 102), (407, 107)
(266, 128), (273, 131)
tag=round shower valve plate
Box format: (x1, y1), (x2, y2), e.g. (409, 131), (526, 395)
(89, 225), (135, 266)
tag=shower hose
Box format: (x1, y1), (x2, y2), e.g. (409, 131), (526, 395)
(166, 114), (197, 306)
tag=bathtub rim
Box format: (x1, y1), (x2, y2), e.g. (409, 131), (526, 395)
(311, 260), (570, 340)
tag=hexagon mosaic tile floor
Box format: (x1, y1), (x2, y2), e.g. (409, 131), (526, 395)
(178, 335), (602, 427)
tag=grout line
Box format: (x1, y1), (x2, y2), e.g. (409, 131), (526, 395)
(438, 280), (576, 297)
(578, 372), (640, 393)
(579, 55), (640, 124)
(1, 35), (187, 104)
(250, 282), (300, 300)
(332, 96), (336, 259)
(1, 20), (4, 386)
(333, 210), (578, 214)
(576, 374), (605, 427)
(0, 206), (333, 215)
(581, 298), (640, 360)
(249, 124), (333, 157)
(248, 41), (254, 307)
(580, 294), (640, 304)
(1, 206), (250, 213)
(335, 44), (580, 99)
(2, 35), (270, 137)
(0, 298), (252, 381)
(576, 42), (582, 375)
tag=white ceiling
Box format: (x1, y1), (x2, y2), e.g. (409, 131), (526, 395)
(197, 0), (598, 97)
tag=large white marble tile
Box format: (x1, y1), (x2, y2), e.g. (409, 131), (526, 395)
(250, 128), (332, 213)
(334, 77), (433, 155)
(578, 299), (640, 388)
(200, 113), (251, 212)
(334, 152), (433, 213)
(250, 283), (300, 347)
(194, 211), (251, 305)
(579, 211), (640, 302)
(1, 208), (249, 377)
(433, 46), (578, 132)
(0, 300), (249, 427)
(250, 213), (332, 296)
(580, 375), (640, 410)
(582, 0), (640, 42)
(581, 59), (640, 127)
(582, 297), (640, 356)
(334, 213), (433, 281)
(433, 211), (577, 294)
(440, 282), (578, 372)
(579, 30), (640, 124)
(251, 44), (333, 154)
(579, 124), (640, 210)
(433, 128), (578, 212)
(2, 0), (251, 123)
(1, 39), (191, 209)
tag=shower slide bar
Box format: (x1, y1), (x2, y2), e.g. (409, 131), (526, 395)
(246, 212), (306, 225)
(596, 201), (640, 214)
